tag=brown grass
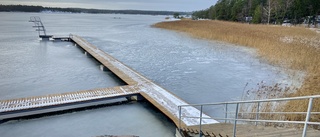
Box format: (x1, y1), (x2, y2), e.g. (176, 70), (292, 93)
(153, 20), (320, 121)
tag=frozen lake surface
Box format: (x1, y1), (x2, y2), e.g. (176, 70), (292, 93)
(0, 12), (299, 136)
(0, 102), (176, 137)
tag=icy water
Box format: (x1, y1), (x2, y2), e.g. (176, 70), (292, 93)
(0, 102), (175, 137)
(0, 12), (299, 136)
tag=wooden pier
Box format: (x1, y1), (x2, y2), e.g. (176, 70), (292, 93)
(0, 35), (218, 127)
(2, 35), (320, 137)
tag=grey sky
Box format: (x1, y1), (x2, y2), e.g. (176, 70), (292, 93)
(0, 0), (218, 11)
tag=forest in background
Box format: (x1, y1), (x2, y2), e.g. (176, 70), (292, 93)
(0, 5), (189, 16)
(192, 0), (320, 25)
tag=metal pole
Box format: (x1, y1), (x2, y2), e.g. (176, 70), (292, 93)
(225, 103), (228, 123)
(255, 102), (260, 126)
(233, 103), (239, 137)
(199, 105), (203, 137)
(179, 106), (182, 133)
(37, 23), (40, 36)
(302, 98), (313, 137)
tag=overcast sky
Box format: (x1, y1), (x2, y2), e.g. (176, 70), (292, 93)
(0, 0), (218, 11)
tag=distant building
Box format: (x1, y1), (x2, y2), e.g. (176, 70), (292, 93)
(245, 16), (252, 23)
(282, 19), (292, 27)
(303, 15), (320, 28)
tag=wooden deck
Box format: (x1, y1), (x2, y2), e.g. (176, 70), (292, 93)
(0, 85), (140, 119)
(0, 85), (140, 112)
(0, 35), (218, 127)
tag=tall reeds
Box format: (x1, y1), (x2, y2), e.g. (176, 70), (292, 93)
(153, 20), (320, 122)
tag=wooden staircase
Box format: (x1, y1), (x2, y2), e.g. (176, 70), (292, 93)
(177, 95), (320, 137)
(179, 123), (320, 137)
(180, 125), (223, 137)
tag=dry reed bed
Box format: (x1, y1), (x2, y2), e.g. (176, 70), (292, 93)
(153, 20), (320, 122)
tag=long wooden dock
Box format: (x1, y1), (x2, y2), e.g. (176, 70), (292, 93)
(2, 35), (320, 137)
(71, 35), (219, 126)
(0, 35), (218, 127)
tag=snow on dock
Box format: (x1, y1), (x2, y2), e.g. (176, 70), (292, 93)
(0, 85), (140, 119)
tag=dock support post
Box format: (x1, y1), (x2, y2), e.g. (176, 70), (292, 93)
(100, 65), (107, 71)
(100, 65), (109, 71)
(126, 95), (144, 101)
(84, 52), (92, 58)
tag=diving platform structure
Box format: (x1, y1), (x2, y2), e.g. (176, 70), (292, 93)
(29, 16), (53, 40)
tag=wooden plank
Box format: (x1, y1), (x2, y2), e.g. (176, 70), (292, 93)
(0, 86), (137, 113)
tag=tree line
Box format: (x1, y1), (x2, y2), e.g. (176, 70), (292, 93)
(192, 0), (320, 25)
(0, 5), (190, 16)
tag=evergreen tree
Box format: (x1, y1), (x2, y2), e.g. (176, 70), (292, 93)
(253, 5), (262, 23)
(191, 0), (320, 26)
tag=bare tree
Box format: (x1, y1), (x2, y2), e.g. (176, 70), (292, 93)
(263, 0), (277, 24)
(282, 0), (294, 21)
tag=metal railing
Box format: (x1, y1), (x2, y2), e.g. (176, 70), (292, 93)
(178, 95), (320, 137)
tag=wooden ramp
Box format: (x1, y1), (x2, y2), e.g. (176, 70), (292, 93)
(0, 85), (140, 119)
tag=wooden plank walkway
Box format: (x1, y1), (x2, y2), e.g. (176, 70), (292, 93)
(0, 35), (218, 127)
(0, 85), (140, 116)
(70, 35), (218, 126)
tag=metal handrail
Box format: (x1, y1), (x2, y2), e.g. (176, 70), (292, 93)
(179, 95), (320, 107)
(180, 116), (320, 125)
(228, 111), (320, 114)
(178, 95), (320, 137)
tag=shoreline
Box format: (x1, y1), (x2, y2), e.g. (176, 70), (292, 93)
(153, 20), (320, 121)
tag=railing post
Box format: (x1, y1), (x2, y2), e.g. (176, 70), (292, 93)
(179, 106), (182, 133)
(225, 103), (228, 123)
(233, 103), (239, 137)
(255, 102), (260, 126)
(302, 98), (313, 137)
(199, 105), (203, 137)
